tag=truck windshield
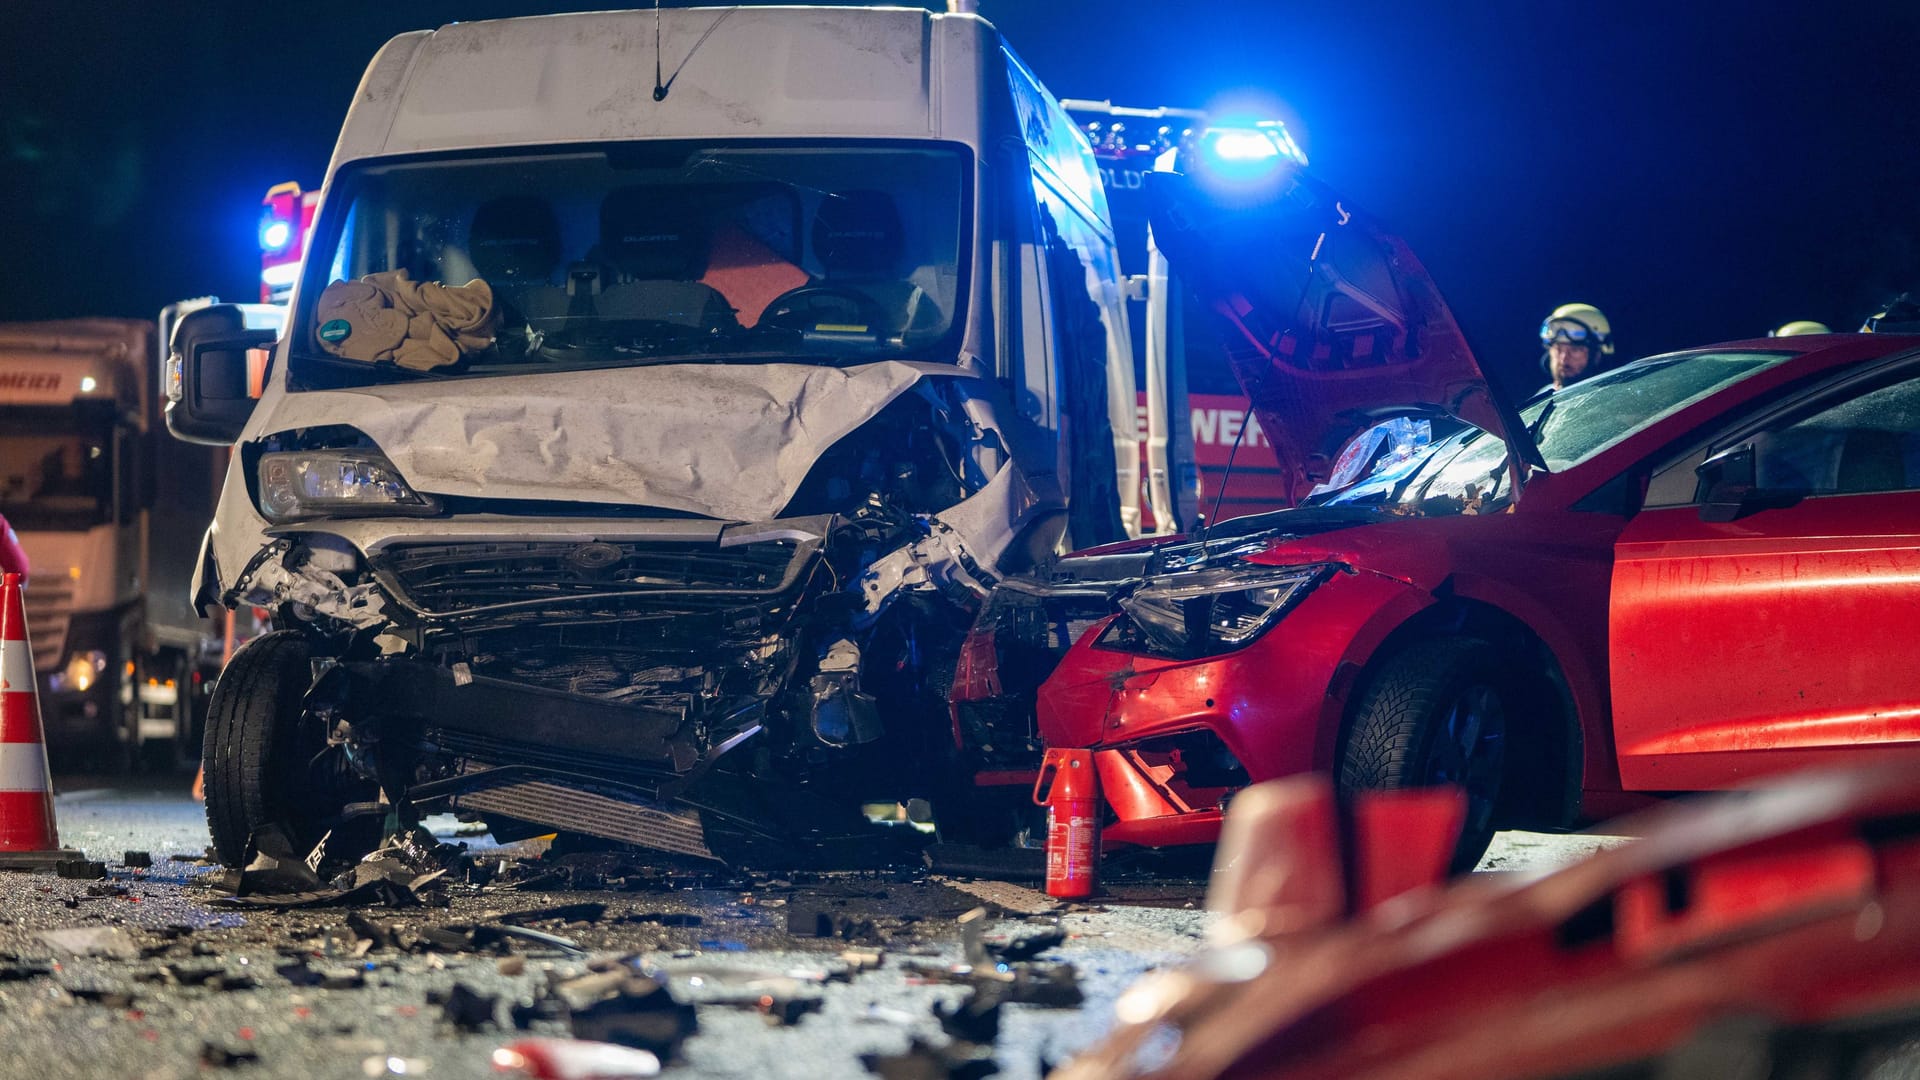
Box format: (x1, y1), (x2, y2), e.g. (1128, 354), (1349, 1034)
(292, 142), (969, 387)
(0, 407), (115, 531)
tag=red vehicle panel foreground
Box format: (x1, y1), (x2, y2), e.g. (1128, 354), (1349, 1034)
(1056, 760), (1920, 1080)
(1024, 150), (1920, 867)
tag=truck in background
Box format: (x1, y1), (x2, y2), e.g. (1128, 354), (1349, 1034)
(0, 320), (225, 768)
(258, 181), (321, 305)
(1063, 100), (1303, 530)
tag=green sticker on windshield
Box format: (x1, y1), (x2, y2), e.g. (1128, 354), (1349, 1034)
(318, 319), (351, 344)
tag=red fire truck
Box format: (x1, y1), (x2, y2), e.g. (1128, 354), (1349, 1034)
(1063, 101), (1304, 530)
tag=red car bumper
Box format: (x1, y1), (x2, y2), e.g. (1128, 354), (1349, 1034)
(1035, 566), (1430, 846)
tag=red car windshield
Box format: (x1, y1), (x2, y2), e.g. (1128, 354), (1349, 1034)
(1315, 350), (1794, 514)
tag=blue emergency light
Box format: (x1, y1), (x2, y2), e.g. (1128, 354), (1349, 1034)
(1206, 129), (1283, 162)
(260, 218), (293, 253)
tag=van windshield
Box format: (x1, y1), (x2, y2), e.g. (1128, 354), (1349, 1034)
(291, 143), (969, 387)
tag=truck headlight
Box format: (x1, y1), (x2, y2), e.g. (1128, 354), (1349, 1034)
(257, 450), (439, 521)
(63, 650), (108, 693)
(1109, 564), (1332, 658)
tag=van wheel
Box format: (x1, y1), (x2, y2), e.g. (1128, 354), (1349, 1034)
(1339, 637), (1510, 873)
(202, 631), (380, 867)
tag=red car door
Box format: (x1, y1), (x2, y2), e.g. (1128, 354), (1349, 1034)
(1611, 365), (1920, 791)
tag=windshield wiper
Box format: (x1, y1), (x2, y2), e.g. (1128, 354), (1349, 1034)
(1525, 397), (1557, 446)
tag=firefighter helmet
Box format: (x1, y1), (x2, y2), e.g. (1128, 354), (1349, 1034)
(1770, 320), (1831, 337)
(1539, 303), (1614, 356)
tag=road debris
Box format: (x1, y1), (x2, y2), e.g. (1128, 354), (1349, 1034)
(756, 994), (823, 1026)
(201, 1041), (262, 1068)
(981, 925), (1065, 963)
(491, 1037), (662, 1079)
(935, 984), (1004, 1045)
(564, 970), (698, 1061)
(438, 982), (499, 1031)
(38, 926), (138, 959)
(861, 1035), (998, 1080)
(54, 858), (107, 880)
(500, 903), (606, 926)
(122, 851), (154, 869)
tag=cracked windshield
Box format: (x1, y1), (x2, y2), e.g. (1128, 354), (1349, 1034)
(293, 143), (967, 386)
(1314, 350), (1793, 514)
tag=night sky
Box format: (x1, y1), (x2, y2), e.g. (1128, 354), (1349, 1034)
(4, 1), (1916, 398)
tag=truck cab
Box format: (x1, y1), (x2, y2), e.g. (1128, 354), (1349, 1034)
(167, 6), (1141, 865)
(1063, 101), (1309, 531)
(0, 320), (222, 765)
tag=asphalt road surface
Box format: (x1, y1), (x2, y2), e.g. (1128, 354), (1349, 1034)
(0, 778), (1623, 1080)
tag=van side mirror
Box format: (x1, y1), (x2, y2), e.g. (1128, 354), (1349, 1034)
(1696, 444), (1758, 523)
(164, 303), (284, 445)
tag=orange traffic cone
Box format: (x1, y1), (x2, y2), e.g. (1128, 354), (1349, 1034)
(0, 572), (81, 869)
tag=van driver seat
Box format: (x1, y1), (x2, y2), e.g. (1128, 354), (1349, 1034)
(810, 189), (937, 337)
(468, 195), (569, 327)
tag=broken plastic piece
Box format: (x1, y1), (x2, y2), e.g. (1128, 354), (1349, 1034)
(567, 978), (697, 1060)
(935, 984), (1004, 1045)
(443, 982), (499, 1031)
(491, 1037), (661, 1079)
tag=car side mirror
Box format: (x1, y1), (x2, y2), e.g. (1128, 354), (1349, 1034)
(164, 303), (284, 445)
(1696, 444), (1758, 523)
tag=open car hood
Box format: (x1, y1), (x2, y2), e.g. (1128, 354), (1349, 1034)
(1147, 166), (1540, 507)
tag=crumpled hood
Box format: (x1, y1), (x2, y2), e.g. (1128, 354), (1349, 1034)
(253, 360), (957, 521)
(1146, 166), (1540, 507)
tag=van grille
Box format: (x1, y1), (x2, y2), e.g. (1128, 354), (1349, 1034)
(369, 538), (817, 623)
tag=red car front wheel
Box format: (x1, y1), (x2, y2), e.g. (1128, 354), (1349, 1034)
(1338, 637), (1511, 873)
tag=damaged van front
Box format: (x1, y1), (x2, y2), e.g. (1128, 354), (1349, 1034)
(166, 8), (1140, 866)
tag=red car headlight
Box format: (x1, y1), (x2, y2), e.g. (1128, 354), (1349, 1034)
(1108, 563), (1333, 659)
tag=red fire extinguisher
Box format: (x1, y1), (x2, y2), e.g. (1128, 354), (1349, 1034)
(1034, 747), (1101, 898)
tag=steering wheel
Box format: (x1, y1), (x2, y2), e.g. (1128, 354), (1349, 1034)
(757, 284), (884, 331)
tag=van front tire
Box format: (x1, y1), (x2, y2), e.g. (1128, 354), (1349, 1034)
(202, 631), (379, 867)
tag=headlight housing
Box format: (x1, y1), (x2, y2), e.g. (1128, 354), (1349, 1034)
(60, 650), (108, 693)
(1107, 563), (1332, 658)
(257, 450), (439, 521)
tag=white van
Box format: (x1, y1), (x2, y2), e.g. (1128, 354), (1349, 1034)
(166, 6), (1139, 865)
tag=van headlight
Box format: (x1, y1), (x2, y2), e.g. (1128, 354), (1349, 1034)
(1108, 564), (1332, 658)
(257, 450), (439, 521)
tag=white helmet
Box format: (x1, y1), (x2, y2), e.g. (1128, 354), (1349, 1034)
(1539, 303), (1614, 356)
(1770, 320), (1831, 337)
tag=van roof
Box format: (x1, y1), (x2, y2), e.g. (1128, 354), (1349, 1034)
(331, 6), (997, 169)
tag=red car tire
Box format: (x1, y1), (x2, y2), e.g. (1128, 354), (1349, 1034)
(1338, 637), (1512, 873)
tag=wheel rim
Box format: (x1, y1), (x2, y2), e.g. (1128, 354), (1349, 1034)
(1418, 683), (1507, 841)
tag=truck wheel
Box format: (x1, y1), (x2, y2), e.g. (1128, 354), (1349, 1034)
(1338, 637), (1510, 874)
(202, 631), (379, 867)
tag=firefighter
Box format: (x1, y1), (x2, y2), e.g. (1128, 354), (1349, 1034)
(1861, 293), (1920, 334)
(1538, 302), (1614, 392)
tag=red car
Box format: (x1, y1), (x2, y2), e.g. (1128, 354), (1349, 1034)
(1027, 159), (1920, 868)
(1058, 761), (1920, 1080)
